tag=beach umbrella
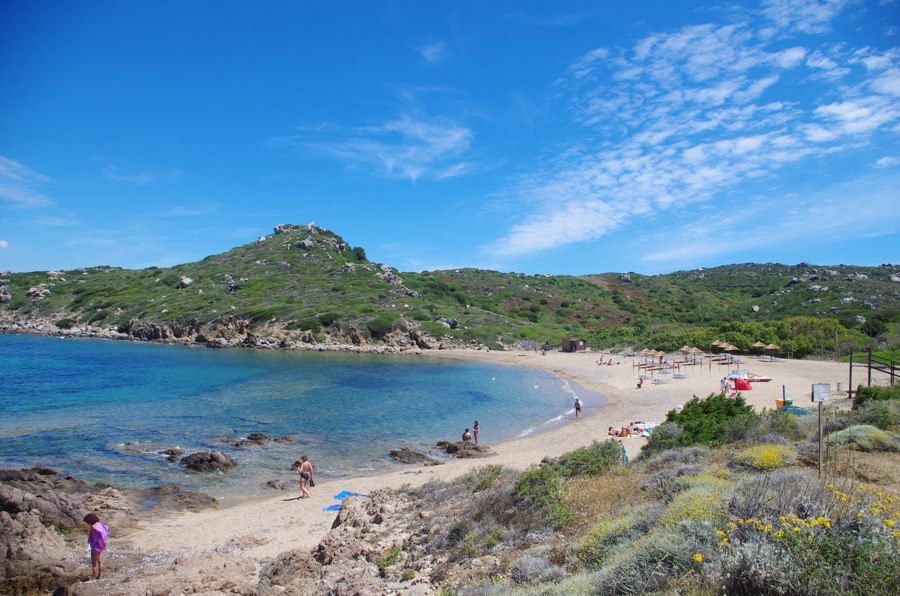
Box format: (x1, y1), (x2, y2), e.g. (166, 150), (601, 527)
(764, 343), (781, 351)
(751, 341), (767, 349)
(678, 345), (693, 353)
(723, 343), (740, 352)
(733, 377), (752, 391)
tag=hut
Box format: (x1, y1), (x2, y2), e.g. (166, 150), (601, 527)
(561, 338), (587, 353)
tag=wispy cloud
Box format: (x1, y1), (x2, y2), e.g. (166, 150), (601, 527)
(488, 1), (899, 260)
(0, 240), (9, 249)
(418, 41), (447, 64)
(761, 0), (851, 35)
(94, 157), (184, 185)
(149, 204), (219, 218)
(0, 156), (54, 207)
(275, 114), (473, 182)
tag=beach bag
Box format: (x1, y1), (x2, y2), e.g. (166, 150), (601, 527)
(308, 478), (315, 487)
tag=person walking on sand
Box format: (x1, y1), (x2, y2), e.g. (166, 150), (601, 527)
(473, 420), (480, 444)
(574, 397), (583, 418)
(83, 512), (109, 583)
(292, 455), (314, 498)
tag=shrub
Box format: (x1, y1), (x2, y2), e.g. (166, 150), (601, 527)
(460, 464), (506, 493)
(854, 384), (900, 408)
(510, 554), (551, 584)
(757, 409), (805, 441)
(731, 444), (797, 471)
(553, 440), (622, 478)
(317, 312), (340, 327)
(825, 425), (900, 452)
(855, 400), (900, 432)
(55, 318), (76, 329)
(513, 466), (573, 528)
(578, 510), (647, 567)
(644, 393), (759, 452)
(366, 312), (399, 339)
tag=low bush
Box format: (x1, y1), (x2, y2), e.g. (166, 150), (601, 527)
(553, 440), (622, 478)
(854, 384), (900, 408)
(825, 425), (900, 452)
(731, 444), (797, 471)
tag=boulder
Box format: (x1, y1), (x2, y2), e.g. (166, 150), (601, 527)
(177, 276), (193, 289)
(435, 441), (494, 459)
(389, 447), (438, 465)
(181, 451), (238, 473)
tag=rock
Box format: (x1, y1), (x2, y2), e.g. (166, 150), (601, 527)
(161, 448), (183, 462)
(1, 510), (74, 592)
(274, 224), (294, 234)
(177, 276), (193, 289)
(389, 447), (438, 465)
(181, 451), (238, 473)
(435, 441), (494, 459)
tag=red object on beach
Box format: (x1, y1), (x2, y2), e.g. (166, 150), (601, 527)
(734, 378), (752, 391)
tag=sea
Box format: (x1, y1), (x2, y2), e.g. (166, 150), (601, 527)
(0, 333), (605, 499)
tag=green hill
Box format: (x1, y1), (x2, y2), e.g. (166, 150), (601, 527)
(1, 223), (898, 356)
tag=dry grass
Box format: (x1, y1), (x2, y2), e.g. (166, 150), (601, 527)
(826, 448), (900, 495)
(563, 468), (648, 527)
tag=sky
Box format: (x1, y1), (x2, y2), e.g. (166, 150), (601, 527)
(1, 0), (898, 276)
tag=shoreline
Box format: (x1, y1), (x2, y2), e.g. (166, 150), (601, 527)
(114, 349), (852, 568)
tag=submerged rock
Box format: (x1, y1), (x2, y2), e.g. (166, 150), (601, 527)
(181, 451), (238, 472)
(389, 446), (440, 465)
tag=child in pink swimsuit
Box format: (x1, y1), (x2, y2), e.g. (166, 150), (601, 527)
(84, 512), (109, 582)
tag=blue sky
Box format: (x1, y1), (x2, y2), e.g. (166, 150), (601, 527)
(1, 0), (898, 276)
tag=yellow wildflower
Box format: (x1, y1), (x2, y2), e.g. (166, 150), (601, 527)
(693, 554), (703, 563)
(886, 519), (896, 528)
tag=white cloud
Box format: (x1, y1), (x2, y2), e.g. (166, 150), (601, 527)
(418, 41), (447, 64)
(281, 114), (473, 183)
(0, 156), (54, 207)
(94, 158), (184, 185)
(488, 5), (900, 260)
(0, 240), (9, 249)
(761, 0), (850, 35)
(874, 156), (900, 167)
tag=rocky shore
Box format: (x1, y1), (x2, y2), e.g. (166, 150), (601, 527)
(0, 310), (497, 355)
(0, 467), (217, 594)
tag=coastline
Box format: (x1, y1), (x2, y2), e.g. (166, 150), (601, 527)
(111, 348), (852, 576)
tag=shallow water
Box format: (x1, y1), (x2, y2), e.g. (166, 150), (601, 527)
(0, 334), (605, 498)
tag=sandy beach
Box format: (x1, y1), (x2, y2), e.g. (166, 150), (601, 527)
(102, 349), (851, 591)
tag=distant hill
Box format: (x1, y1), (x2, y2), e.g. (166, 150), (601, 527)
(1, 223), (898, 356)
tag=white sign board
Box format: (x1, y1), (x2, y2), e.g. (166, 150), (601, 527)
(812, 383), (831, 403)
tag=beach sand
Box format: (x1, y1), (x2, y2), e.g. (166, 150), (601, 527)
(109, 350), (851, 588)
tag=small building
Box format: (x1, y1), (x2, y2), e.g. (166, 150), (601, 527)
(561, 338), (587, 353)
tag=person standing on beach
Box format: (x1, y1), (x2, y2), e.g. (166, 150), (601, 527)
(462, 428), (473, 442)
(83, 512), (109, 583)
(574, 397), (583, 418)
(473, 420), (480, 444)
(619, 440), (629, 464)
(292, 455), (314, 498)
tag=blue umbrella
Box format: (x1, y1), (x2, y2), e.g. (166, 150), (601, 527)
(777, 405), (811, 416)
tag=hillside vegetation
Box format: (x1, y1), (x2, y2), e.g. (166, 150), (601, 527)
(1, 223), (898, 356)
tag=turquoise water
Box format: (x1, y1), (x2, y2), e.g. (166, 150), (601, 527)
(0, 334), (604, 498)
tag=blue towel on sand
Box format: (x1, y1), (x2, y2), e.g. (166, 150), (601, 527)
(333, 490), (369, 500)
(322, 504), (342, 512)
